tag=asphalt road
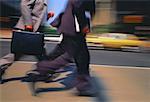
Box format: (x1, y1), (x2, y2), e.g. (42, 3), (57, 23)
(0, 40), (150, 67)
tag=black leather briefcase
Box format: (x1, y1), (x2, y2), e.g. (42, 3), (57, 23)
(11, 30), (45, 55)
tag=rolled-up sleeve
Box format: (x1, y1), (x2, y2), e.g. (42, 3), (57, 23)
(21, 0), (35, 26)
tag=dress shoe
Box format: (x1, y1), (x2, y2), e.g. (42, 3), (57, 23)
(22, 69), (56, 82)
(75, 75), (97, 97)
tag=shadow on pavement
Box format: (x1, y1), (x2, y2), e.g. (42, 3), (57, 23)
(32, 65), (109, 102)
(1, 64), (109, 102)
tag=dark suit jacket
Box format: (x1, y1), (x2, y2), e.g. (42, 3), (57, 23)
(51, 0), (95, 36)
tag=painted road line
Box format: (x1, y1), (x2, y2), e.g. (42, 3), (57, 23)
(90, 64), (150, 70)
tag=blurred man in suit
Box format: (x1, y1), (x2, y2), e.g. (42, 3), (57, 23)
(25, 0), (96, 96)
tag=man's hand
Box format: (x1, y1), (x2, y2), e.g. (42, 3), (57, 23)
(82, 26), (90, 34)
(25, 25), (33, 32)
(47, 12), (54, 20)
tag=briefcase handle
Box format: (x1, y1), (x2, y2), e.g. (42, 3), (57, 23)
(12, 29), (43, 35)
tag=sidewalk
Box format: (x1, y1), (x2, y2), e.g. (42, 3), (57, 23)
(0, 61), (150, 102)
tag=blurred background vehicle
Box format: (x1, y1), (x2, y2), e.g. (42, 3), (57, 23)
(86, 33), (150, 52)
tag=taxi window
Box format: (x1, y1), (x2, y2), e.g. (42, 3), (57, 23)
(116, 35), (127, 39)
(109, 34), (127, 39)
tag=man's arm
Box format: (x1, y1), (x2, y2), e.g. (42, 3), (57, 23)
(74, 0), (95, 18)
(84, 0), (95, 19)
(73, 0), (95, 33)
(21, 0), (36, 31)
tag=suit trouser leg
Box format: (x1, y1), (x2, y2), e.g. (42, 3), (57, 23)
(47, 43), (66, 60)
(35, 34), (90, 75)
(35, 38), (73, 72)
(63, 34), (90, 75)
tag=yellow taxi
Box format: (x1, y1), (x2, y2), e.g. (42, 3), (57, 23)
(86, 33), (150, 52)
